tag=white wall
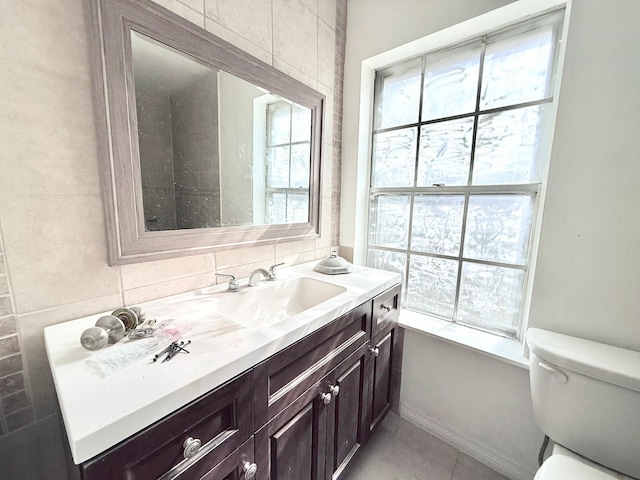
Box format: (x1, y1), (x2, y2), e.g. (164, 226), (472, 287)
(526, 0), (640, 349)
(218, 72), (263, 227)
(340, 0), (640, 479)
(402, 334), (541, 478)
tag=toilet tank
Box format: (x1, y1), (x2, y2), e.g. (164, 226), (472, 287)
(527, 328), (640, 479)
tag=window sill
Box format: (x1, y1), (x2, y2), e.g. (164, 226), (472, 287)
(398, 309), (529, 370)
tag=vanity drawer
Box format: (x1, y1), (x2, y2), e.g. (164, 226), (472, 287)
(253, 301), (371, 428)
(371, 284), (401, 338)
(80, 370), (252, 480)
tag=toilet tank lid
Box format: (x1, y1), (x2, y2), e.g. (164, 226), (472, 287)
(527, 328), (640, 393)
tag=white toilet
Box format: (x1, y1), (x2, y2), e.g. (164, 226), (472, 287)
(527, 328), (640, 480)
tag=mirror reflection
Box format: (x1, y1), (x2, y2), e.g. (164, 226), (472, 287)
(131, 31), (312, 232)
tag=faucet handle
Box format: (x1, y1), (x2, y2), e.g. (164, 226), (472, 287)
(268, 262), (285, 280)
(215, 273), (240, 292)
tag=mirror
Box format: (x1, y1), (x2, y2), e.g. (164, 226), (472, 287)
(90, 0), (323, 265)
(131, 32), (313, 231)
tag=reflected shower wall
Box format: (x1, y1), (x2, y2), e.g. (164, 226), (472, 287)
(136, 81), (178, 231)
(171, 72), (221, 229)
(136, 71), (221, 231)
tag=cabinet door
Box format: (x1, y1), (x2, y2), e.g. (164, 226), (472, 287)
(324, 344), (369, 480)
(366, 328), (396, 436)
(254, 381), (328, 480)
(201, 437), (256, 480)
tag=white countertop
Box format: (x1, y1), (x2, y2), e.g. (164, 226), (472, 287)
(44, 262), (401, 464)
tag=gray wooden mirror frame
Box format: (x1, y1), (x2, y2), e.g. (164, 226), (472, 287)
(89, 0), (324, 266)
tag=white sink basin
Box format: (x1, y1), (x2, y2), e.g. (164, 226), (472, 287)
(214, 277), (347, 329)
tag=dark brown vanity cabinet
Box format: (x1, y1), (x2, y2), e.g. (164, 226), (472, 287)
(253, 343), (371, 480)
(366, 284), (402, 438)
(79, 370), (254, 480)
(252, 284), (402, 480)
(366, 327), (402, 436)
(324, 343), (370, 479)
(254, 375), (329, 480)
(79, 284), (402, 480)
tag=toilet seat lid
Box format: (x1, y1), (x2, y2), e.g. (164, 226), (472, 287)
(536, 455), (618, 480)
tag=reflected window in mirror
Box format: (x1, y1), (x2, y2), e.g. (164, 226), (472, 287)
(265, 101), (311, 224)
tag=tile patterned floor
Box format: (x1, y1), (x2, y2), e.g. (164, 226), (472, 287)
(341, 412), (510, 480)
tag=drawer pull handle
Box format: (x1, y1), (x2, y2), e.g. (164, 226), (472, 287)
(182, 437), (202, 459)
(369, 347), (379, 357)
(380, 304), (392, 312)
(320, 392), (332, 405)
(243, 461), (258, 480)
(329, 384), (340, 396)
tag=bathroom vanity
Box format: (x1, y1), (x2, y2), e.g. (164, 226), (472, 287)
(44, 263), (402, 480)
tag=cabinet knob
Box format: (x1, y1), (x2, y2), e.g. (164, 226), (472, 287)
(329, 384), (340, 396)
(243, 461), (258, 480)
(320, 392), (332, 405)
(182, 437), (202, 459)
(380, 304), (392, 312)
(369, 347), (380, 357)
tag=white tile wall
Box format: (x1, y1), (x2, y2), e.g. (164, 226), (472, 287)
(0, 0), (347, 450)
(273, 0), (319, 78)
(204, 0), (273, 50)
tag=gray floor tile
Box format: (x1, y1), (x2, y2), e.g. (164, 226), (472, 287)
(341, 454), (420, 480)
(380, 410), (403, 432)
(383, 420), (459, 480)
(363, 411), (403, 456)
(341, 414), (509, 480)
(451, 453), (510, 480)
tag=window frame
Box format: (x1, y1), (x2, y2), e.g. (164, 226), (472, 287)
(353, 0), (572, 347)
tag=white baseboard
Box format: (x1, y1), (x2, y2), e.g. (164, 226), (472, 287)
(400, 402), (537, 480)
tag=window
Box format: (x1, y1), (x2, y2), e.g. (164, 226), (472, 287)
(366, 11), (565, 339)
(265, 101), (311, 224)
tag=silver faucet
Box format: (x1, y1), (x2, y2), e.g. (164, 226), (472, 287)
(248, 262), (284, 287)
(248, 269), (270, 287)
(215, 273), (240, 292)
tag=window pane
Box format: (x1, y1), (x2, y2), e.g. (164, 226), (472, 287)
(368, 249), (407, 281)
(369, 195), (410, 249)
(290, 144), (310, 188)
(267, 192), (287, 224)
(418, 118), (473, 186)
(422, 42), (481, 121)
(457, 263), (525, 337)
(374, 61), (422, 130)
(266, 146), (290, 187)
(268, 102), (291, 145)
(473, 104), (548, 185)
(291, 104), (311, 142)
(411, 195), (464, 256)
(463, 194), (535, 265)
(481, 25), (555, 110)
(407, 255), (458, 320)
(372, 127), (417, 187)
(287, 193), (308, 223)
